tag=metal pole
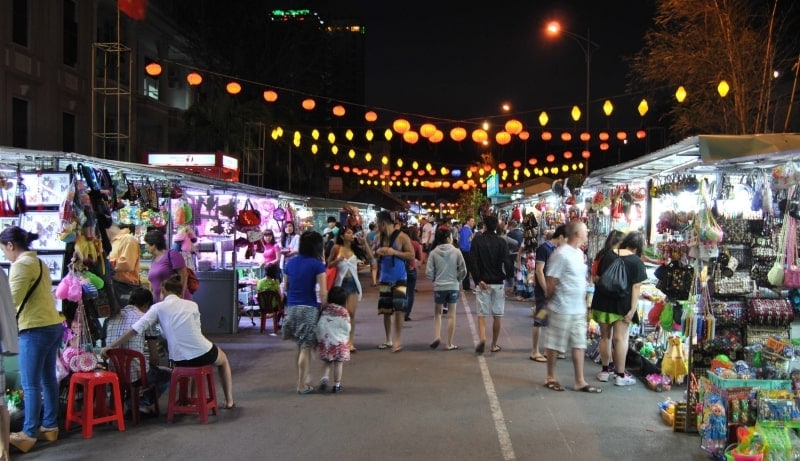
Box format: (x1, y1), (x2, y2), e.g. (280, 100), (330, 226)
(585, 28), (591, 176)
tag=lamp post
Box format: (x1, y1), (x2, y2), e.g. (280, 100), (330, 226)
(546, 21), (599, 175)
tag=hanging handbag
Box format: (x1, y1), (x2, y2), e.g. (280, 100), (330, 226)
(768, 211), (791, 287)
(236, 198), (261, 229)
(746, 298), (793, 327)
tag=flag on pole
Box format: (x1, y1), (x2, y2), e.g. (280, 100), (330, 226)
(118, 0), (147, 21)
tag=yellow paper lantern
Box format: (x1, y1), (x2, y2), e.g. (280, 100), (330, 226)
(384, 129), (393, 141)
(186, 72), (203, 86)
(571, 105), (582, 122)
(311, 144), (318, 154)
(327, 132), (336, 144)
(638, 99), (649, 116)
(419, 123), (437, 138)
(718, 80), (730, 97)
(450, 127), (467, 142)
(365, 129), (374, 142)
(393, 118), (410, 134)
(538, 111), (549, 127)
(603, 100), (614, 116)
(263, 90), (278, 102)
(675, 86), (687, 103)
(365, 152), (372, 162)
(311, 129), (320, 140)
(345, 129), (354, 141)
(226, 82), (242, 95)
(302, 98), (316, 110)
(504, 119), (523, 135)
(348, 149), (356, 159)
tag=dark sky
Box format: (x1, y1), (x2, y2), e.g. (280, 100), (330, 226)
(353, 1), (656, 128)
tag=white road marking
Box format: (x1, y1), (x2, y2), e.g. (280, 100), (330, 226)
(461, 295), (516, 461)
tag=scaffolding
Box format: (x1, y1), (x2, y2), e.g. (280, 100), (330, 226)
(242, 122), (266, 188)
(91, 10), (133, 163)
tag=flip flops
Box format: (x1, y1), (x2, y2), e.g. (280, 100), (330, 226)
(491, 345), (502, 352)
(529, 354), (547, 362)
(446, 345), (459, 350)
(378, 343), (393, 350)
(429, 339), (440, 349)
(545, 381), (565, 392)
(475, 342), (485, 353)
(576, 385), (602, 393)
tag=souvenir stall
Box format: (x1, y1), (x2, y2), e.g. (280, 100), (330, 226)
(585, 135), (800, 458)
(0, 147), (312, 335)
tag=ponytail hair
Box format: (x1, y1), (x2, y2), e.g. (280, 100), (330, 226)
(0, 226), (39, 250)
(162, 273), (184, 296)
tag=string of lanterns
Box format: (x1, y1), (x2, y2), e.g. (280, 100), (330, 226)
(143, 60), (731, 191)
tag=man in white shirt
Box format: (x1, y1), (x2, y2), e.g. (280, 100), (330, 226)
(542, 220), (601, 394)
(420, 217), (434, 265)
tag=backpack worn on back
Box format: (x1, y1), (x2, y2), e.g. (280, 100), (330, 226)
(597, 252), (629, 298)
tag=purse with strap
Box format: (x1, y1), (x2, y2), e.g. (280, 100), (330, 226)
(16, 261), (44, 320)
(167, 250), (200, 294)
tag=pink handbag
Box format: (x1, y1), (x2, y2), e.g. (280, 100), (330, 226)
(784, 217), (800, 289)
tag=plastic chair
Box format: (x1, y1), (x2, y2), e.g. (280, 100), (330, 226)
(105, 348), (161, 424)
(65, 370), (126, 438)
(167, 365), (218, 424)
(257, 290), (284, 334)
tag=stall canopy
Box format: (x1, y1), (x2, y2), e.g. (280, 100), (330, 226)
(699, 133), (800, 164)
(583, 137), (701, 188)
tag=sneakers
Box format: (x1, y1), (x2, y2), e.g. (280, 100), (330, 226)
(596, 371), (612, 382)
(442, 307), (448, 314)
(319, 377), (330, 392)
(614, 373), (636, 386)
(332, 383), (343, 393)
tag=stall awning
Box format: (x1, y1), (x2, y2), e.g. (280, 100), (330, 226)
(699, 134), (800, 164)
(345, 186), (409, 211)
(582, 137), (701, 188)
(305, 197), (371, 210)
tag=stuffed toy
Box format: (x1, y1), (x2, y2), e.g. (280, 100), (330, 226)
(661, 335), (688, 383)
(172, 225), (197, 253)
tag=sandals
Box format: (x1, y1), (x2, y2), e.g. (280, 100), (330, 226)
(297, 386), (315, 395)
(545, 381), (565, 392)
(446, 345), (459, 350)
(529, 354), (547, 362)
(223, 401), (236, 409)
(429, 339), (440, 349)
(491, 345), (502, 352)
(576, 385), (603, 394)
(475, 342), (485, 353)
(377, 343), (393, 350)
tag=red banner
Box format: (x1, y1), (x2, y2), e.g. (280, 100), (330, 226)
(118, 0), (147, 21)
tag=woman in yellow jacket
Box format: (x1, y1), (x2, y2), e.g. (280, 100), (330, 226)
(0, 227), (63, 453)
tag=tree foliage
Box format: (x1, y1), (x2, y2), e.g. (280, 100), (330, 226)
(628, 0), (799, 138)
(455, 189), (487, 222)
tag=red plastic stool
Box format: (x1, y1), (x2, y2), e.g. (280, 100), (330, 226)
(167, 365), (218, 424)
(65, 370), (126, 439)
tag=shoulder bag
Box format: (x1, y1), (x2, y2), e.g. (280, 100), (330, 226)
(168, 250), (200, 294)
(596, 252), (628, 298)
(16, 261), (44, 320)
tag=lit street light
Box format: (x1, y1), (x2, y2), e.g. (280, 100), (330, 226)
(546, 20), (600, 174)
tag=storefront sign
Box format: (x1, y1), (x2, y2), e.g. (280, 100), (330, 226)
(148, 153), (216, 166)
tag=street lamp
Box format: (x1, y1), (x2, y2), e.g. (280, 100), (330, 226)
(546, 21), (600, 174)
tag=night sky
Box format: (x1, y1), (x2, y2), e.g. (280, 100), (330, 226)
(318, 0), (660, 172)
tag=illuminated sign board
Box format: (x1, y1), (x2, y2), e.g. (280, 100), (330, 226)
(486, 173), (500, 197)
(148, 153), (216, 167)
(221, 155), (238, 170)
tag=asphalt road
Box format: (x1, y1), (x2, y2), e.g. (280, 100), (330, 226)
(17, 267), (708, 461)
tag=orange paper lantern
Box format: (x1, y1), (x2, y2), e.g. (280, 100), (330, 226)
(504, 119), (523, 135)
(403, 131), (419, 144)
(302, 98), (316, 110)
(420, 123), (437, 138)
(471, 129), (488, 143)
(145, 62), (162, 77)
(393, 119), (410, 134)
(636, 129), (647, 139)
(546, 154), (555, 162)
(365, 111), (378, 122)
(518, 130), (530, 141)
(582, 150), (591, 159)
(263, 90), (278, 102)
(186, 72), (203, 86)
(579, 132), (591, 142)
(226, 82), (242, 95)
(332, 105), (346, 117)
(450, 127), (467, 141)
(563, 151), (573, 159)
(598, 132), (610, 141)
(541, 131), (553, 141)
(561, 132), (572, 142)
(528, 158), (538, 165)
(495, 131), (512, 145)
(429, 130), (444, 143)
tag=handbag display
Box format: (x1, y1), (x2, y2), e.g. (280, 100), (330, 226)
(746, 298), (794, 327)
(783, 216), (800, 289)
(236, 198), (261, 230)
(655, 261), (695, 300)
(709, 300), (746, 327)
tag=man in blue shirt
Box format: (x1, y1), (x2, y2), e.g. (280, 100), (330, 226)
(459, 216), (476, 291)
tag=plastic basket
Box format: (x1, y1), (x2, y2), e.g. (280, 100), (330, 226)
(706, 371), (791, 390)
